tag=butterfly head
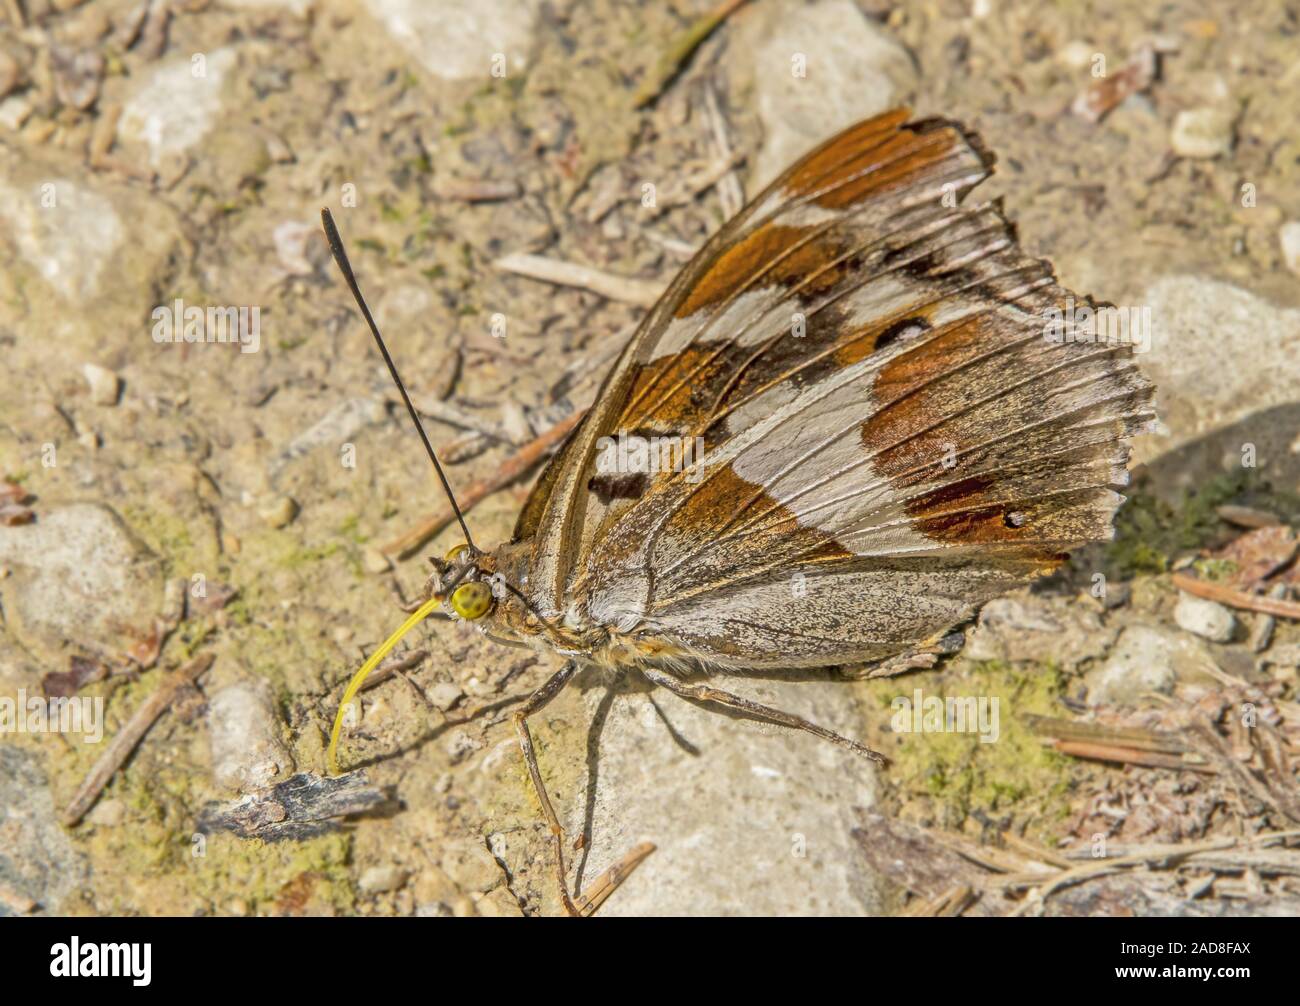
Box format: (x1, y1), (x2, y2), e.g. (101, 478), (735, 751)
(427, 543), (498, 621)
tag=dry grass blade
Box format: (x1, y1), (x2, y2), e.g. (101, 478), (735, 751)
(574, 841), (656, 917)
(494, 253), (666, 307)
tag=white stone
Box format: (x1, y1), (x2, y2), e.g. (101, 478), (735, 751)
(207, 680), (295, 792)
(1279, 221), (1300, 278)
(82, 362), (121, 405)
(1170, 107), (1235, 159)
(1173, 592), (1236, 642)
(0, 178), (123, 300)
(1084, 624), (1217, 706)
(361, 547), (391, 574)
(0, 94), (32, 131)
(427, 681), (464, 712)
(363, 0), (539, 81)
(358, 865), (407, 894)
(118, 48), (238, 166)
(566, 671), (882, 915)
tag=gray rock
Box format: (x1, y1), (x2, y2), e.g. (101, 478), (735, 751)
(0, 503), (163, 663)
(1135, 276), (1300, 467)
(1173, 592), (1236, 642)
(0, 746), (89, 915)
(1084, 624), (1218, 706)
(962, 595), (1115, 668)
(206, 679), (295, 792)
(736, 0), (918, 188)
(1170, 107), (1235, 159)
(566, 670), (883, 916)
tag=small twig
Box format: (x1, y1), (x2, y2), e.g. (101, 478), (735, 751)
(382, 409), (586, 558)
(359, 649), (429, 692)
(1053, 739), (1215, 773)
(1001, 831), (1074, 870)
(701, 80), (744, 218)
(1217, 504), (1282, 529)
(902, 883), (976, 917)
(410, 395), (518, 445)
(574, 841), (656, 917)
(1025, 714), (1191, 754)
(494, 253), (665, 307)
(63, 653), (215, 827)
(433, 177), (520, 203)
(633, 0), (752, 109)
(1249, 583), (1288, 652)
(1173, 572), (1300, 619)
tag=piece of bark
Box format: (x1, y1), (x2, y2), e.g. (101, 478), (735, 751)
(197, 771), (391, 841)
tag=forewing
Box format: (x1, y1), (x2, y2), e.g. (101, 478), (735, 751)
(514, 110), (1154, 666)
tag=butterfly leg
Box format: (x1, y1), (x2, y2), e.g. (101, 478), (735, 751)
(513, 659), (583, 916)
(639, 666), (888, 765)
(851, 629), (966, 680)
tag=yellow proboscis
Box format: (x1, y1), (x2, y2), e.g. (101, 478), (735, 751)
(327, 594), (443, 776)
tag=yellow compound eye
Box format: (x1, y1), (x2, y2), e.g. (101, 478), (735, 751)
(450, 581), (493, 620)
(445, 543), (469, 563)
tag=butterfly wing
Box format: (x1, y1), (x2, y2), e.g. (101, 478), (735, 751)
(515, 109), (1154, 667)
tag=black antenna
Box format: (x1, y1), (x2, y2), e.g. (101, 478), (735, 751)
(320, 208), (477, 552)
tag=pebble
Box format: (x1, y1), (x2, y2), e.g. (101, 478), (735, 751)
(0, 503), (163, 660)
(427, 681), (464, 712)
(82, 362), (121, 405)
(1084, 625), (1214, 706)
(1173, 592), (1236, 642)
(444, 729), (481, 763)
(207, 680), (295, 792)
(1279, 221), (1300, 278)
(361, 547), (390, 575)
(1170, 107), (1235, 159)
(258, 495), (298, 528)
(0, 95), (32, 131)
(85, 798), (125, 827)
(357, 865), (407, 895)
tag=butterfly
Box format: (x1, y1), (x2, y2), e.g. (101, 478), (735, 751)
(320, 107), (1155, 916)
